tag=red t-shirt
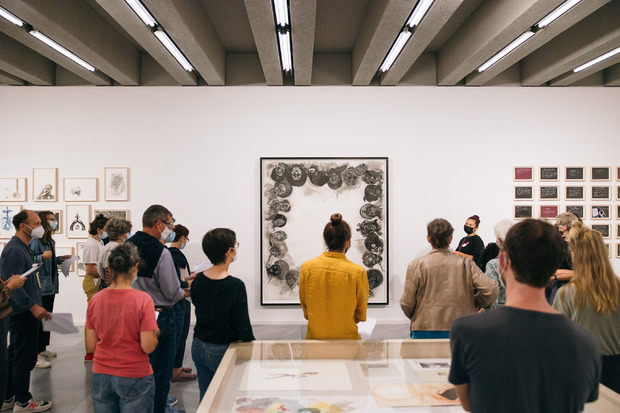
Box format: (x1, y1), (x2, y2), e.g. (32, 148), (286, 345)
(86, 288), (158, 378)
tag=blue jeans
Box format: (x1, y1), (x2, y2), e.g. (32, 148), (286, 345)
(410, 330), (450, 339)
(91, 373), (154, 413)
(191, 338), (228, 401)
(149, 308), (177, 413)
(174, 300), (191, 368)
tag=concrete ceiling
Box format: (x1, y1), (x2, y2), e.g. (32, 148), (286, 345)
(0, 0), (618, 86)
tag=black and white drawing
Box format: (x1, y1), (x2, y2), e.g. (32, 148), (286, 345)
(66, 205), (90, 238)
(591, 167), (610, 181)
(76, 241), (86, 276)
(514, 186), (533, 200)
(591, 205), (610, 220)
(33, 168), (57, 202)
(64, 178), (98, 202)
(591, 186), (610, 200)
(104, 167), (129, 201)
(0, 178), (27, 202)
(0, 205), (22, 239)
(514, 205), (533, 220)
(565, 167), (585, 182)
(540, 167), (559, 181)
(540, 186), (559, 200)
(566, 205), (584, 219)
(94, 209), (129, 221)
(592, 224), (610, 239)
(616, 243), (620, 259)
(261, 158), (388, 305)
(565, 186), (584, 200)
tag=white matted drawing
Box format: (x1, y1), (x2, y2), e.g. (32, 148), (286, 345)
(0, 178), (27, 201)
(33, 168), (57, 201)
(0, 205), (23, 239)
(66, 205), (90, 238)
(64, 178), (98, 202)
(104, 167), (129, 201)
(76, 241), (86, 276)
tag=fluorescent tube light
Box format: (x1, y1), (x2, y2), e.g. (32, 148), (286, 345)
(379, 31), (412, 72)
(573, 46), (620, 73)
(154, 29), (193, 71)
(278, 31), (292, 71)
(477, 31), (534, 72)
(273, 0), (289, 27)
(0, 6), (24, 26)
(406, 0), (434, 28)
(536, 0), (581, 29)
(125, 0), (157, 27)
(29, 30), (95, 72)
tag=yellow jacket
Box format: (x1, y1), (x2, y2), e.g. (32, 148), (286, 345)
(299, 251), (369, 339)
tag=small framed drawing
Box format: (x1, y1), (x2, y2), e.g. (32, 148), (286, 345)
(55, 246), (75, 273)
(616, 167), (620, 181)
(591, 167), (610, 182)
(540, 186), (559, 200)
(566, 205), (584, 219)
(94, 209), (130, 221)
(33, 209), (62, 235)
(591, 186), (610, 201)
(617, 205), (620, 220)
(0, 178), (27, 201)
(616, 243), (620, 259)
(513, 167), (533, 182)
(76, 242), (86, 276)
(66, 205), (90, 238)
(33, 168), (57, 201)
(64, 178), (98, 202)
(565, 186), (585, 201)
(104, 167), (129, 201)
(540, 167), (559, 181)
(540, 205), (559, 219)
(592, 224), (610, 239)
(616, 186), (620, 200)
(617, 224), (620, 239)
(565, 167), (585, 182)
(514, 186), (533, 201)
(514, 205), (533, 219)
(0, 205), (23, 239)
(591, 205), (610, 220)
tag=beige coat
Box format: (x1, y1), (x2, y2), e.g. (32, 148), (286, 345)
(400, 249), (498, 331)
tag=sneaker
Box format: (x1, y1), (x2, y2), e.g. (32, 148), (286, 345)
(167, 397), (178, 406)
(1, 397), (14, 412)
(35, 355), (51, 369)
(39, 350), (57, 359)
(172, 370), (197, 382)
(13, 398), (52, 412)
(84, 353), (94, 363)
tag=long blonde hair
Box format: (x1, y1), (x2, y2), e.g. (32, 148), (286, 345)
(565, 222), (619, 314)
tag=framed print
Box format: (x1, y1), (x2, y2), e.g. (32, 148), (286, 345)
(591, 205), (610, 220)
(592, 224), (610, 239)
(565, 186), (585, 201)
(33, 210), (62, 235)
(0, 178), (27, 201)
(33, 168), (57, 201)
(540, 186), (559, 201)
(591, 166), (610, 181)
(94, 209), (130, 221)
(591, 186), (610, 200)
(514, 205), (533, 220)
(565, 167), (585, 182)
(540, 205), (559, 219)
(616, 167), (620, 181)
(513, 167), (533, 182)
(64, 178), (98, 202)
(76, 242), (86, 276)
(66, 205), (90, 238)
(616, 186), (620, 200)
(616, 243), (620, 259)
(617, 205), (620, 220)
(617, 224), (620, 239)
(514, 186), (533, 201)
(540, 167), (559, 181)
(55, 246), (75, 272)
(0, 205), (22, 239)
(260, 157), (388, 305)
(566, 205), (585, 219)
(104, 167), (129, 201)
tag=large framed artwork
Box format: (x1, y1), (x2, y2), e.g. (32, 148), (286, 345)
(260, 157), (388, 305)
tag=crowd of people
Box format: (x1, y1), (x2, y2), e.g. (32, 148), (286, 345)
(0, 207), (619, 412)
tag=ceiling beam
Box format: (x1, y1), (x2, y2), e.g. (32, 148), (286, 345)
(549, 40), (620, 86)
(144, 0), (224, 85)
(466, 0), (610, 86)
(290, 0), (316, 86)
(380, 0), (466, 86)
(521, 1), (620, 86)
(1, 0), (141, 85)
(352, 0), (416, 86)
(0, 67), (25, 85)
(243, 0), (282, 85)
(436, 0), (563, 86)
(605, 63), (620, 86)
(0, 31), (54, 85)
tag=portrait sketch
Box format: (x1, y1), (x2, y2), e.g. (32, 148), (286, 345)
(66, 205), (90, 238)
(104, 167), (129, 201)
(0, 205), (23, 239)
(64, 178), (98, 202)
(33, 168), (57, 202)
(0, 178), (27, 202)
(260, 158), (388, 305)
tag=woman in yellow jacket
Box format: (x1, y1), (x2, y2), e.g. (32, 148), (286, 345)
(299, 213), (369, 339)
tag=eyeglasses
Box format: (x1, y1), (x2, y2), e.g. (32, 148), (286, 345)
(232, 241), (239, 249)
(160, 219), (174, 230)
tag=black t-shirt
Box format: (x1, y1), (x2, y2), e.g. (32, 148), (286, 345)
(449, 306), (600, 413)
(456, 234), (484, 264)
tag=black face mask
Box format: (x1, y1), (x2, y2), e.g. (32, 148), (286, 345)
(464, 225), (474, 235)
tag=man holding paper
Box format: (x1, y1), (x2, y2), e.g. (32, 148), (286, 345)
(0, 210), (52, 412)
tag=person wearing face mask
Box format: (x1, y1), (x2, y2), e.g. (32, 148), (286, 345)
(82, 213), (109, 363)
(454, 215), (484, 265)
(126, 205), (188, 413)
(546, 211), (582, 305)
(96, 218), (133, 288)
(29, 211), (72, 369)
(0, 210), (53, 412)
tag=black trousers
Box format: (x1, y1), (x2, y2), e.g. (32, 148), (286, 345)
(7, 311), (39, 404)
(37, 295), (55, 353)
(602, 354), (620, 394)
(0, 317), (8, 403)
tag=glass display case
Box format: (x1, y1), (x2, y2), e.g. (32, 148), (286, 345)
(197, 339), (620, 412)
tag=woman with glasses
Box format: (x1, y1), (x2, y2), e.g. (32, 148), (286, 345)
(190, 229), (254, 400)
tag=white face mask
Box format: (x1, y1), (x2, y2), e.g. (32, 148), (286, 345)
(27, 225), (45, 239)
(160, 226), (171, 241)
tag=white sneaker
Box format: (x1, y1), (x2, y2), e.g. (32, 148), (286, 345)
(1, 397), (14, 412)
(39, 350), (57, 359)
(13, 398), (52, 412)
(35, 355), (51, 369)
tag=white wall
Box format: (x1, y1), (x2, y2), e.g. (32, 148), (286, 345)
(1, 86), (619, 324)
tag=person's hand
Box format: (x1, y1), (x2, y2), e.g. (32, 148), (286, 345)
(60, 255), (72, 262)
(30, 304), (52, 320)
(186, 273), (197, 282)
(41, 250), (52, 260)
(6, 274), (26, 290)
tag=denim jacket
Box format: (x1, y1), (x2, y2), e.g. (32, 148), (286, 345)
(30, 237), (61, 295)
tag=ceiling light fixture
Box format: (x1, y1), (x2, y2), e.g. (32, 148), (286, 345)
(477, 31), (535, 72)
(272, 0), (293, 75)
(379, 31), (412, 72)
(0, 6), (24, 26)
(154, 29), (193, 71)
(278, 31), (292, 72)
(125, 0), (157, 27)
(29, 30), (96, 72)
(573, 46), (620, 73)
(406, 0), (434, 28)
(273, 0), (289, 27)
(536, 0), (581, 29)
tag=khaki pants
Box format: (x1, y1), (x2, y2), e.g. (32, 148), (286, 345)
(82, 274), (99, 353)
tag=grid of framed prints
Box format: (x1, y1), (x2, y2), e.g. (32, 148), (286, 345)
(513, 166), (620, 258)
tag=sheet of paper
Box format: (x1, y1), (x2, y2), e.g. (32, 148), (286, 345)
(42, 313), (79, 334)
(191, 260), (211, 273)
(60, 255), (78, 277)
(20, 264), (40, 278)
(358, 317), (377, 340)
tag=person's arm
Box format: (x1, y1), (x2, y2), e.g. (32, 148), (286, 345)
(4, 274), (26, 290)
(400, 261), (420, 319)
(233, 281), (255, 341)
(140, 330), (158, 354)
(29, 239), (52, 264)
(30, 304), (52, 320)
(471, 237), (484, 264)
(553, 269), (573, 281)
(299, 265), (309, 320)
(86, 328), (98, 353)
(155, 251), (185, 303)
(454, 384), (471, 411)
(470, 261), (498, 308)
(355, 268), (369, 323)
(1, 248), (35, 313)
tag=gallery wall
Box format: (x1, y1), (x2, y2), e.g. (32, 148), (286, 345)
(1, 86), (619, 325)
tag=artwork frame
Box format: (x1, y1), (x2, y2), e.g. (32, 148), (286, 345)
(0, 178), (27, 202)
(539, 186), (559, 201)
(539, 166), (559, 181)
(32, 168), (57, 202)
(0, 205), (23, 239)
(66, 204), (90, 238)
(616, 243), (620, 259)
(566, 205), (584, 219)
(540, 205), (559, 219)
(55, 246), (75, 272)
(591, 186), (611, 201)
(76, 242), (86, 276)
(591, 166), (611, 182)
(33, 210), (62, 235)
(617, 205), (620, 220)
(514, 205), (533, 220)
(513, 166), (533, 182)
(104, 167), (130, 201)
(617, 224), (620, 239)
(591, 205), (611, 220)
(513, 186), (533, 201)
(565, 186), (585, 201)
(94, 209), (130, 221)
(616, 167), (620, 182)
(616, 186), (620, 201)
(565, 166), (585, 182)
(63, 178), (98, 202)
(592, 224), (610, 239)
(260, 157), (389, 305)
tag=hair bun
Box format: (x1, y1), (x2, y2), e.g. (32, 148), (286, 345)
(472, 215), (480, 221)
(330, 213), (343, 226)
(111, 255), (126, 267)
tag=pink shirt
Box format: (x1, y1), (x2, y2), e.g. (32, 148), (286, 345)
(86, 288), (158, 378)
